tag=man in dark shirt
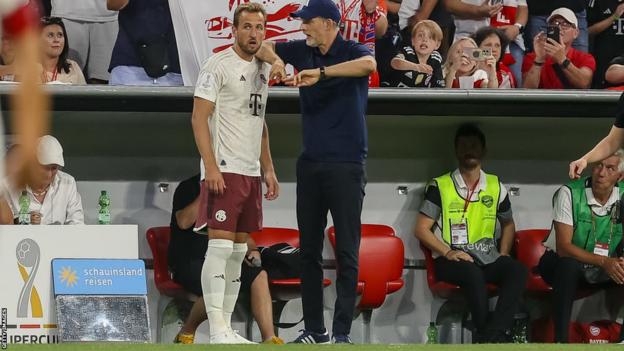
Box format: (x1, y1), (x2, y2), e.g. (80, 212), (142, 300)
(169, 175), (283, 344)
(588, 0), (624, 88)
(106, 0), (182, 85)
(256, 0), (375, 344)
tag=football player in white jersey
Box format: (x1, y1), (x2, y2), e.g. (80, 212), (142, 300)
(0, 0), (49, 222)
(190, 2), (278, 344)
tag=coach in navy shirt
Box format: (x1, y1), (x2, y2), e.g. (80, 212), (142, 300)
(257, 0), (376, 344)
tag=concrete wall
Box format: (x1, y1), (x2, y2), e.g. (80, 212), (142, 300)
(10, 86), (622, 343)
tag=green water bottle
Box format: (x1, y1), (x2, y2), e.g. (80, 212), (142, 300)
(97, 190), (111, 224)
(426, 322), (439, 344)
(18, 190), (29, 225)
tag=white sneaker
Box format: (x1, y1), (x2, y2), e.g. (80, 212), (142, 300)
(209, 330), (238, 344)
(229, 329), (256, 344)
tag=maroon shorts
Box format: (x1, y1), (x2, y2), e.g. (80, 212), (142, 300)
(195, 173), (262, 234)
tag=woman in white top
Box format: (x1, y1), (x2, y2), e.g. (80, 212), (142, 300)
(40, 16), (86, 84)
(444, 37), (498, 89)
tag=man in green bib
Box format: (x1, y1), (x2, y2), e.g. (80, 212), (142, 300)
(415, 123), (527, 343)
(539, 151), (624, 343)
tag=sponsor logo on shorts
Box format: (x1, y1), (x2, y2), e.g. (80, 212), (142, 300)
(215, 210), (227, 222)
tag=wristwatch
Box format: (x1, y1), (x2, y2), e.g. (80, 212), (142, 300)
(560, 58), (571, 69)
(319, 66), (327, 80)
(514, 22), (525, 33)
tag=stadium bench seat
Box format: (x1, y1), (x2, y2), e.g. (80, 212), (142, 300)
(420, 240), (498, 343)
(514, 229), (552, 294)
(146, 226), (199, 342)
(327, 224), (405, 343)
(515, 228), (603, 342)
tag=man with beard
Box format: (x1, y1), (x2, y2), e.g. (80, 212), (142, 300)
(190, 2), (279, 344)
(255, 0), (376, 344)
(414, 123), (527, 343)
(541, 151), (624, 343)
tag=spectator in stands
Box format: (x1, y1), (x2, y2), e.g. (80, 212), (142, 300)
(414, 123), (527, 344)
(525, 0), (589, 53)
(169, 174), (283, 345)
(6, 135), (83, 225)
(0, 35), (16, 81)
(443, 0), (501, 41)
(398, 0), (454, 57)
(606, 54), (624, 88)
(388, 19), (444, 87)
(588, 1), (624, 88)
(358, 0), (388, 87)
(51, 0), (119, 84)
(473, 26), (516, 88)
(40, 16), (86, 84)
(444, 37), (498, 88)
(522, 8), (595, 89)
(445, 0), (527, 85)
(540, 151), (624, 343)
(106, 0), (182, 86)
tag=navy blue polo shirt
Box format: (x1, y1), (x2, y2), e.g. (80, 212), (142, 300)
(108, 0), (181, 73)
(276, 35), (371, 163)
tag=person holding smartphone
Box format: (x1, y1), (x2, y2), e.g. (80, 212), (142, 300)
(522, 7), (595, 89)
(444, 37), (498, 88)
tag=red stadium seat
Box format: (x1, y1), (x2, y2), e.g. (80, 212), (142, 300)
(250, 227), (331, 334)
(419, 240), (497, 343)
(515, 229), (603, 342)
(514, 229), (552, 294)
(146, 226), (199, 342)
(420, 241), (498, 299)
(327, 224), (405, 342)
(147, 226), (198, 300)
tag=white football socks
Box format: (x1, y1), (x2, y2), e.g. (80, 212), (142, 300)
(223, 243), (247, 328)
(201, 239), (233, 336)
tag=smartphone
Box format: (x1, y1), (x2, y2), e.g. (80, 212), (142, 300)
(462, 48), (491, 61)
(546, 25), (560, 43)
(490, 0), (503, 5)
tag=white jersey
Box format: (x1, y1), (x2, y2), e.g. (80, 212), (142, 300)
(194, 47), (269, 178)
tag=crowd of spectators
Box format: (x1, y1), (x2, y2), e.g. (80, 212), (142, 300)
(9, 0), (620, 89)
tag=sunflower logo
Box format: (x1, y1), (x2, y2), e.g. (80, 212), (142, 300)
(59, 266), (79, 288)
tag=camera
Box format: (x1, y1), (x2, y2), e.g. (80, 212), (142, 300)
(463, 48), (491, 61)
(546, 25), (560, 43)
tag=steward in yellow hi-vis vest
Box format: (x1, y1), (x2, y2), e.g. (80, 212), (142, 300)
(415, 123), (527, 343)
(435, 171), (501, 265)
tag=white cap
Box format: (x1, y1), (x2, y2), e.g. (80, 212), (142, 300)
(547, 7), (578, 28)
(37, 135), (64, 167)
